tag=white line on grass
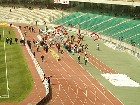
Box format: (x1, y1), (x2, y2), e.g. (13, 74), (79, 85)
(3, 28), (10, 98)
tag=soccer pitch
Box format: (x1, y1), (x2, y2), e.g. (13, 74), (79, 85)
(0, 26), (33, 102)
(0, 27), (10, 98)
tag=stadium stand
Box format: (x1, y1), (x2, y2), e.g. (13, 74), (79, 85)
(53, 11), (140, 49)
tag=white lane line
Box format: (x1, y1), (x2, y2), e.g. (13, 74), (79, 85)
(47, 56), (84, 104)
(3, 28), (10, 98)
(59, 59), (95, 104)
(38, 35), (118, 104)
(68, 54), (123, 105)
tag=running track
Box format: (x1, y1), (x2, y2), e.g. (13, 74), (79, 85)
(1, 24), (123, 105)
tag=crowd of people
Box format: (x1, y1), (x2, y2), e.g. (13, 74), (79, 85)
(39, 25), (92, 65)
(0, 23), (101, 66)
(0, 30), (18, 45)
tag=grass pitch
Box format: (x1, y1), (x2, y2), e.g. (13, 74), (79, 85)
(0, 26), (33, 102)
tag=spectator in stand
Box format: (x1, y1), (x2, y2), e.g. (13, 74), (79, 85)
(36, 21), (38, 26)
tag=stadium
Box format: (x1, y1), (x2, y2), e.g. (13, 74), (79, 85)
(0, 0), (140, 105)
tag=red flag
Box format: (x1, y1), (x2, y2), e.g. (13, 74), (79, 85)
(90, 32), (99, 41)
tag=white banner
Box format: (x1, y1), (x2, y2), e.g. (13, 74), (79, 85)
(61, 0), (69, 4)
(54, 0), (61, 3)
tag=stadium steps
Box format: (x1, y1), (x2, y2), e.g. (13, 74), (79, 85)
(101, 19), (131, 36)
(112, 23), (140, 39)
(54, 12), (82, 25)
(66, 13), (88, 26)
(63, 12), (86, 26)
(98, 18), (127, 34)
(78, 13), (97, 26)
(80, 15), (101, 30)
(89, 17), (114, 32)
(54, 12), (78, 24)
(0, 7), (69, 25)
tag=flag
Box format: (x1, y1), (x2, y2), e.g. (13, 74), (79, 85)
(54, 25), (67, 35)
(90, 32), (99, 41)
(61, 0), (69, 4)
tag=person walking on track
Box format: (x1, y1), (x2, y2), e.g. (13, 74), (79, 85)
(41, 55), (44, 62)
(84, 55), (88, 65)
(33, 51), (35, 57)
(78, 54), (80, 64)
(97, 43), (100, 51)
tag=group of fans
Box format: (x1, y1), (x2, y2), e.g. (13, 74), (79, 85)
(32, 23), (101, 66)
(39, 24), (100, 65)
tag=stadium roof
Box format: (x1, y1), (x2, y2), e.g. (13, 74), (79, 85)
(70, 0), (140, 7)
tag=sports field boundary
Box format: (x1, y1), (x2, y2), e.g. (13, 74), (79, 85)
(0, 27), (9, 99)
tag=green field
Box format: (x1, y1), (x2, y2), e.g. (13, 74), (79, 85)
(0, 26), (33, 102)
(66, 29), (140, 105)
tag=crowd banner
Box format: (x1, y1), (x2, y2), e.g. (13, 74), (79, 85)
(61, 0), (69, 4)
(54, 0), (61, 3)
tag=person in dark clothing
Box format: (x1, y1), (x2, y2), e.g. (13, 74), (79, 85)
(56, 43), (60, 52)
(28, 42), (31, 49)
(19, 26), (21, 30)
(84, 55), (88, 65)
(44, 21), (46, 25)
(37, 45), (39, 52)
(33, 52), (35, 57)
(6, 37), (9, 44)
(33, 39), (36, 46)
(9, 38), (12, 45)
(10, 23), (12, 27)
(46, 76), (52, 84)
(27, 40), (31, 49)
(0, 34), (1, 40)
(15, 38), (18, 43)
(45, 45), (48, 53)
(78, 54), (80, 64)
(41, 55), (44, 62)
(36, 21), (38, 26)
